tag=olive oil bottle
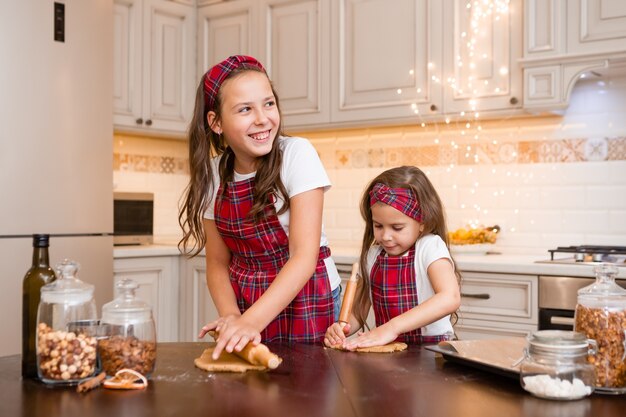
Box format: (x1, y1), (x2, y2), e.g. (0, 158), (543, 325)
(22, 234), (57, 379)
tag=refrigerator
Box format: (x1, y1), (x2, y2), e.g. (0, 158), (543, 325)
(0, 1), (114, 356)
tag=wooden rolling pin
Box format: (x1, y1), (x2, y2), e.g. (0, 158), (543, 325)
(338, 263), (359, 328)
(208, 330), (282, 369)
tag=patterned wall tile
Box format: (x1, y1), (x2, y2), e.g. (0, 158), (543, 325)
(325, 136), (626, 170)
(385, 148), (403, 166)
(608, 137), (626, 160)
(368, 148), (385, 168)
(113, 153), (188, 174)
(351, 149), (368, 168)
(113, 135), (626, 176)
(336, 150), (351, 167)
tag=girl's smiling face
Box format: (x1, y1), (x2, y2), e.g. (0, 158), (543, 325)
(371, 202), (424, 256)
(209, 70), (280, 174)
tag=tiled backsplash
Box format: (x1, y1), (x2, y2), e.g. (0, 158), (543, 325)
(114, 73), (626, 252)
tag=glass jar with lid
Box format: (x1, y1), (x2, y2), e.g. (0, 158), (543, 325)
(574, 263), (626, 394)
(519, 330), (596, 400)
(36, 259), (98, 385)
(98, 279), (157, 377)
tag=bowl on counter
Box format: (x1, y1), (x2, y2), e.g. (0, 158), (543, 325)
(450, 243), (496, 255)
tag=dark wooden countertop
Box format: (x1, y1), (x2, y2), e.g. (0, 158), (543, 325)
(1, 342), (624, 417)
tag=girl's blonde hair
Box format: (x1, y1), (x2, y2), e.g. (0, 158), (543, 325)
(352, 165), (461, 329)
(178, 65), (288, 256)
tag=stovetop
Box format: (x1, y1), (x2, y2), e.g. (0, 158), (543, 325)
(536, 245), (626, 266)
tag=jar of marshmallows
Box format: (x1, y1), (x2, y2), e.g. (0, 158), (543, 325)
(519, 330), (596, 400)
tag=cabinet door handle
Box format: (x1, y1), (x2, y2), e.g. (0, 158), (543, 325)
(145, 119), (153, 126)
(509, 96), (519, 105)
(135, 118), (143, 125)
(461, 292), (491, 300)
(430, 104), (438, 111)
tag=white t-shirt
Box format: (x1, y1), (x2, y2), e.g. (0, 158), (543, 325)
(203, 136), (341, 290)
(365, 234), (455, 336)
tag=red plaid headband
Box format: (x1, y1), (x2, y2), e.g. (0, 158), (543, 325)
(203, 55), (266, 111)
(369, 183), (422, 222)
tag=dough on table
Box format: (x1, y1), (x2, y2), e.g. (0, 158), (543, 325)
(194, 345), (268, 373)
(329, 342), (408, 353)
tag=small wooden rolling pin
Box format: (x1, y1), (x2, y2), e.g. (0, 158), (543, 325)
(208, 330), (282, 369)
(338, 263), (359, 328)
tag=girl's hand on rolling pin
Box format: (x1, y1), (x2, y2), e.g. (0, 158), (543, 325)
(324, 322), (351, 348)
(343, 324), (397, 351)
(198, 314), (239, 339)
(210, 317), (261, 360)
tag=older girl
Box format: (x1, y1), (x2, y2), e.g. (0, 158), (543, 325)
(179, 56), (341, 358)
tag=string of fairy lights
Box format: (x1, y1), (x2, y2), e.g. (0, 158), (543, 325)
(405, 0), (514, 232)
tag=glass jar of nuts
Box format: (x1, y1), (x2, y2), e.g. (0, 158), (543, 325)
(99, 279), (156, 378)
(574, 263), (626, 394)
(36, 259), (98, 385)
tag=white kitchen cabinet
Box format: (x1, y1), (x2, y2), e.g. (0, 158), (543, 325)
(522, 0), (626, 111)
(197, 0), (257, 75)
(442, 0), (523, 114)
(113, 256), (180, 342)
(454, 317), (536, 340)
(197, 0), (524, 130)
(258, 0), (331, 127)
(455, 271), (538, 340)
(567, 0), (626, 56)
(113, 0), (196, 135)
(328, 0), (443, 125)
(179, 255), (220, 342)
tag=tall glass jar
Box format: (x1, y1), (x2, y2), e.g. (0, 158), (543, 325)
(519, 330), (596, 400)
(574, 263), (626, 394)
(99, 279), (157, 378)
(36, 259), (98, 385)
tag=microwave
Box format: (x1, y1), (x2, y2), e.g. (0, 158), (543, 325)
(113, 192), (154, 245)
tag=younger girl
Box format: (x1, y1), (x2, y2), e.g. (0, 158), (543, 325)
(324, 166), (461, 349)
(179, 55), (341, 359)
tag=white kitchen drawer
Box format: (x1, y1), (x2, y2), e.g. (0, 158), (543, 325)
(459, 272), (538, 325)
(454, 317), (536, 341)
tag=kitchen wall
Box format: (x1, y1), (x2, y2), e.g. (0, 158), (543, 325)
(113, 135), (189, 243)
(113, 72), (626, 253)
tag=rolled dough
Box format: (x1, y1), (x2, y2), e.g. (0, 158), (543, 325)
(194, 346), (268, 373)
(329, 342), (408, 353)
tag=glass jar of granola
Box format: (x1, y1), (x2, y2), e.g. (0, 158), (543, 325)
(574, 263), (626, 394)
(99, 279), (156, 378)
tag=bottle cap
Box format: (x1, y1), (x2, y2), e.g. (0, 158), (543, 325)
(32, 234), (50, 248)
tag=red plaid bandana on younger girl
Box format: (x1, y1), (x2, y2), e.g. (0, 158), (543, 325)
(369, 183), (422, 222)
(203, 55), (266, 111)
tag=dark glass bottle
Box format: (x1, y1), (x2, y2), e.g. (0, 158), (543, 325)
(22, 234), (57, 379)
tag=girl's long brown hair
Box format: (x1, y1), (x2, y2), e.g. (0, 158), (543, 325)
(352, 166), (462, 330)
(178, 66), (288, 256)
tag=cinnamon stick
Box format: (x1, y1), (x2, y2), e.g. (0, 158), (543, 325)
(76, 371), (106, 393)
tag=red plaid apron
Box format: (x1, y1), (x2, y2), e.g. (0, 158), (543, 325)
(370, 247), (450, 344)
(214, 178), (333, 343)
